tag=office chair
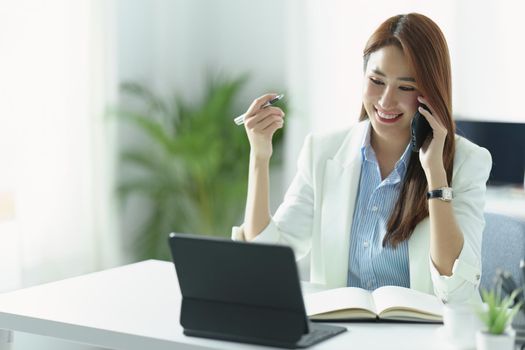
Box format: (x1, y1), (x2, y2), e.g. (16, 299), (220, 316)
(480, 212), (525, 293)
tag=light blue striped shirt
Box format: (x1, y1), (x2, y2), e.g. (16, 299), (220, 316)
(347, 122), (412, 290)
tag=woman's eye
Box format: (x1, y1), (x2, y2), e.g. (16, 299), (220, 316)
(370, 78), (384, 85)
(370, 77), (415, 92)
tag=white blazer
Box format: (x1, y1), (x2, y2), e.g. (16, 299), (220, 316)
(233, 121), (492, 303)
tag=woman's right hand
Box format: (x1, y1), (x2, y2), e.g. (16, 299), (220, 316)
(243, 93), (285, 160)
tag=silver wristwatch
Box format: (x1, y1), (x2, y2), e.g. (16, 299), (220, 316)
(427, 187), (453, 202)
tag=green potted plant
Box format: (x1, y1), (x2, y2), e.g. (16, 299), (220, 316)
(476, 287), (523, 350)
(111, 74), (286, 261)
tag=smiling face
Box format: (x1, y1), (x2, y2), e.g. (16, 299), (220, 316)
(362, 45), (420, 145)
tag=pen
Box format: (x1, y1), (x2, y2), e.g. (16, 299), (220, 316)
(234, 94), (284, 125)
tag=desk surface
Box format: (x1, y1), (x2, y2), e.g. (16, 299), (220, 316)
(0, 260), (453, 350)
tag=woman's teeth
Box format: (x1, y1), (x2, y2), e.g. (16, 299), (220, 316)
(377, 110), (402, 119)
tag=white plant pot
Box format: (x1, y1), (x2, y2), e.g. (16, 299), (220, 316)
(476, 329), (515, 350)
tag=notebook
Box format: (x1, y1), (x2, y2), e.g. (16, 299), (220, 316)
(305, 285), (443, 323)
(168, 233), (346, 348)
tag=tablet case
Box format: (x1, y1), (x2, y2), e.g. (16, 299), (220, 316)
(168, 233), (317, 348)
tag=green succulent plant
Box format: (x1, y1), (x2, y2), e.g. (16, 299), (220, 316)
(112, 74), (286, 261)
(477, 287), (523, 335)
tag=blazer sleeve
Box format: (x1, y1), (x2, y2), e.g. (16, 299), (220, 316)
(231, 134), (315, 260)
(428, 144), (492, 303)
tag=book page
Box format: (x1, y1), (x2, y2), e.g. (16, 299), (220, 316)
(372, 286), (443, 321)
(304, 287), (377, 317)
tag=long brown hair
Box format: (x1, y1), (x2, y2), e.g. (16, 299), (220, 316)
(359, 13), (456, 247)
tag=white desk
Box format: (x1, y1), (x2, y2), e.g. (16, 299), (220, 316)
(0, 260), (451, 350)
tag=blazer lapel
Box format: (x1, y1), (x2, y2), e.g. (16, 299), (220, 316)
(319, 122), (367, 288)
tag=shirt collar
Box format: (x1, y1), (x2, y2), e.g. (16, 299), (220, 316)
(360, 121), (412, 182)
(360, 121), (375, 162)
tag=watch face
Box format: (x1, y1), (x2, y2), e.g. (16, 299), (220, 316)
(442, 188), (453, 201)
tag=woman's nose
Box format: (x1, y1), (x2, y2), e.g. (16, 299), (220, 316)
(378, 86), (396, 109)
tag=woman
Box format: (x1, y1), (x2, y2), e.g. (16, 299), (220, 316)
(233, 13), (491, 304)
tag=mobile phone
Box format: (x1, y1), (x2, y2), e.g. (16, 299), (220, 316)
(410, 104), (432, 152)
(234, 94), (285, 125)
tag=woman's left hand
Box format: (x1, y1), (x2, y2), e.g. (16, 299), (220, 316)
(417, 96), (448, 178)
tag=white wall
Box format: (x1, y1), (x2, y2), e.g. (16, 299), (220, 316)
(117, 0), (287, 111)
(453, 0), (525, 123)
(0, 0), (105, 288)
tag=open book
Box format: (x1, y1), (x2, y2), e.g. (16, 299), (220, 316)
(304, 285), (443, 323)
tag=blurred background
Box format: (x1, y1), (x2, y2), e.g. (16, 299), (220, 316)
(0, 0), (524, 348)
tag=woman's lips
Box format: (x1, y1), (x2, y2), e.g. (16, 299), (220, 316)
(375, 107), (403, 124)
